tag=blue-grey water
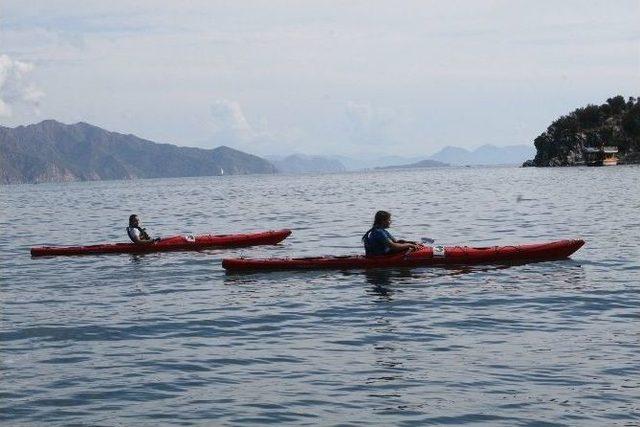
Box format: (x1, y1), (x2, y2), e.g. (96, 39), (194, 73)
(1, 166), (639, 426)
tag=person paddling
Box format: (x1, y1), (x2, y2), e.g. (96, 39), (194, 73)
(127, 215), (158, 244)
(362, 211), (419, 256)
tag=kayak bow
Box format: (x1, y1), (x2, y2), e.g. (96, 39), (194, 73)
(31, 229), (292, 257)
(222, 239), (585, 272)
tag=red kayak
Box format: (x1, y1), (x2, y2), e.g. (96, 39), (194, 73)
(222, 239), (585, 271)
(31, 229), (292, 257)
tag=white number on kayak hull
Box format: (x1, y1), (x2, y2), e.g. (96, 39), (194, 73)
(433, 245), (445, 257)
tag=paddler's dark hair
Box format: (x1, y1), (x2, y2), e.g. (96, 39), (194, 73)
(129, 214), (138, 226)
(362, 210), (391, 242)
(373, 210), (391, 227)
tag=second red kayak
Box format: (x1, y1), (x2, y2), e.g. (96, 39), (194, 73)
(31, 229), (292, 257)
(222, 239), (585, 271)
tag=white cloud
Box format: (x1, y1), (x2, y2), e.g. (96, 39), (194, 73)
(0, 54), (44, 117)
(207, 99), (272, 151)
(205, 99), (307, 155)
(344, 101), (413, 150)
(210, 100), (252, 134)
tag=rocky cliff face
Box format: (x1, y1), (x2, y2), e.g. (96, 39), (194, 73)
(0, 120), (277, 184)
(523, 96), (640, 167)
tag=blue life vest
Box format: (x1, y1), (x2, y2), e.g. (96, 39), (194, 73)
(362, 227), (394, 256)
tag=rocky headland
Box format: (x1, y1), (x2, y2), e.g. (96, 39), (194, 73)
(523, 96), (640, 167)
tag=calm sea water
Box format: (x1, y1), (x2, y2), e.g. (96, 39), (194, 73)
(1, 166), (639, 426)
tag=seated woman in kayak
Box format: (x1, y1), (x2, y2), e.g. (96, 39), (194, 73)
(127, 215), (158, 244)
(362, 211), (419, 256)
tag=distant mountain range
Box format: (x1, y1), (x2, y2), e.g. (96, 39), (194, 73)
(329, 155), (424, 170)
(0, 119), (538, 184)
(375, 159), (449, 170)
(428, 144), (535, 166)
(0, 120), (276, 184)
(325, 144), (534, 170)
(266, 154), (346, 174)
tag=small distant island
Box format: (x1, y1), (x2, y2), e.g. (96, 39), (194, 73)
(523, 95), (640, 167)
(375, 159), (449, 170)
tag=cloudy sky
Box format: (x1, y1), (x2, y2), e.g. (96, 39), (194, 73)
(1, 1), (638, 156)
